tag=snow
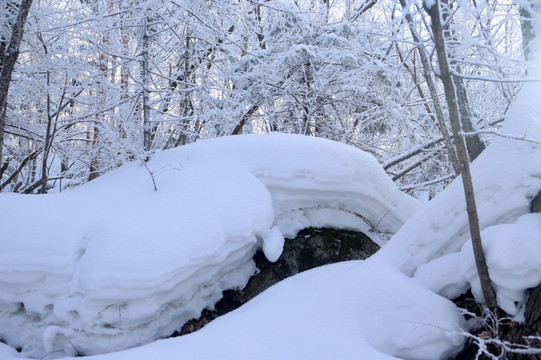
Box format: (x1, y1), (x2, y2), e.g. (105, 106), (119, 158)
(462, 213), (541, 315)
(2, 46), (541, 360)
(415, 213), (541, 317)
(152, 133), (421, 239)
(2, 11), (541, 355)
(0, 133), (428, 359)
(414, 252), (469, 300)
(259, 226), (284, 263)
(0, 261), (466, 360)
(0, 160), (270, 356)
(381, 3), (541, 313)
(375, 128), (541, 276)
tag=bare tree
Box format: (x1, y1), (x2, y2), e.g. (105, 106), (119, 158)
(426, 0), (497, 309)
(0, 0), (33, 170)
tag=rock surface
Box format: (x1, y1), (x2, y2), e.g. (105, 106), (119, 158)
(178, 227), (379, 335)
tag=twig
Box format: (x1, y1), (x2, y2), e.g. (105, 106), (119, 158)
(460, 129), (541, 145)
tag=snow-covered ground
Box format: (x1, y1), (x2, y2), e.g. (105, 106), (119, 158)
(1, 110), (540, 360)
(3, 6), (541, 360)
(1, 133), (433, 359)
(3, 92), (540, 358)
(1, 90), (541, 360)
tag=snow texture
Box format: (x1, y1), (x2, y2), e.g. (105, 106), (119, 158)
(0, 261), (465, 360)
(414, 252), (469, 300)
(415, 213), (541, 316)
(0, 133), (421, 358)
(2, 34), (541, 359)
(4, 15), (541, 354)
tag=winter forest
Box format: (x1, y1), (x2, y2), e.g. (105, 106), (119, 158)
(2, 0), (541, 360)
(0, 0), (530, 196)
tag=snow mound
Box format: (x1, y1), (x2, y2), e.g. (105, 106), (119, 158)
(414, 213), (541, 316)
(379, 98), (541, 312)
(377, 130), (541, 277)
(0, 261), (466, 360)
(0, 162), (270, 357)
(414, 252), (469, 300)
(462, 213), (541, 315)
(153, 133), (421, 239)
(0, 133), (420, 358)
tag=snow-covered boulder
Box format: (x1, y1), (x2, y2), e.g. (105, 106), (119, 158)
(0, 133), (420, 358)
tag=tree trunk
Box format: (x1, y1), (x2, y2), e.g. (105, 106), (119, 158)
(520, 1), (535, 61)
(426, 0), (497, 309)
(399, 0), (460, 175)
(439, 0), (485, 161)
(0, 0), (33, 173)
(454, 74), (485, 161)
(142, 16), (152, 152)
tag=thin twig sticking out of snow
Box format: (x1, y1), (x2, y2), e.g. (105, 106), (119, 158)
(140, 158), (158, 191)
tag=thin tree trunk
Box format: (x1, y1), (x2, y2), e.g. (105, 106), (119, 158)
(88, 0), (116, 181)
(520, 1), (535, 61)
(232, 105), (259, 135)
(142, 16), (152, 152)
(0, 0), (33, 172)
(454, 74), (485, 160)
(438, 0), (485, 160)
(399, 0), (460, 175)
(427, 0), (497, 309)
(88, 124), (100, 181)
(89, 51), (107, 182)
(0, 148), (40, 191)
(40, 69), (52, 193)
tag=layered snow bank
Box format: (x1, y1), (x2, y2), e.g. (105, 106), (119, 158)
(0, 162), (271, 357)
(0, 133), (420, 358)
(0, 261), (466, 360)
(151, 133), (420, 239)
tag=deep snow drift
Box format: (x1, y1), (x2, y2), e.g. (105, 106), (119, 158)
(0, 133), (424, 358)
(2, 89), (541, 359)
(2, 81), (541, 358)
(0, 260), (466, 360)
(3, 8), (541, 358)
